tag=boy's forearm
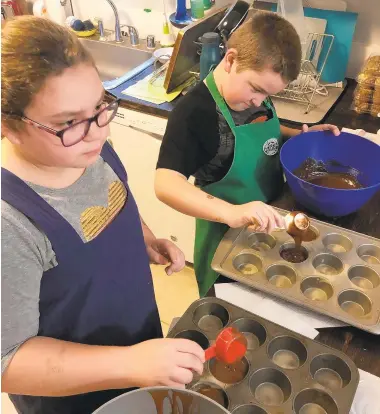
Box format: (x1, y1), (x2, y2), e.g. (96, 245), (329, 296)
(280, 125), (301, 139)
(2, 337), (132, 397)
(155, 169), (232, 224)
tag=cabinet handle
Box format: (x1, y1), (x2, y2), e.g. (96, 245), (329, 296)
(128, 125), (163, 141)
(170, 235), (178, 242)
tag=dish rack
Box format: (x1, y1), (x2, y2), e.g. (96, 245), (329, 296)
(273, 32), (334, 114)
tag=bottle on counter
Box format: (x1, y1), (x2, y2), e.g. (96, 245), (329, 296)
(190, 0), (204, 20)
(200, 32), (221, 81)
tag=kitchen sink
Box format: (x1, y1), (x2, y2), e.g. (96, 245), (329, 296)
(79, 38), (153, 82)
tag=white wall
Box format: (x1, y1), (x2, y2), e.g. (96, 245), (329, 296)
(343, 0), (380, 77)
(71, 0), (380, 77)
(71, 0), (231, 43)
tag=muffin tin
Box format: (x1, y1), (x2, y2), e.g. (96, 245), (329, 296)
(212, 207), (380, 334)
(167, 297), (359, 413)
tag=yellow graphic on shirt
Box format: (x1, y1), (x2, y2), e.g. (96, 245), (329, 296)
(81, 181), (127, 242)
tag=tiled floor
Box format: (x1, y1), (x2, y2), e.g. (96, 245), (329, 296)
(1, 264), (199, 413)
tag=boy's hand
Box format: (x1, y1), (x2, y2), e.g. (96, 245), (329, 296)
(225, 201), (285, 232)
(147, 239), (186, 275)
(127, 338), (205, 388)
(302, 123), (340, 136)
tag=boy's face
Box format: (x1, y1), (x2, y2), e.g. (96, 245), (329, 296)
(222, 50), (288, 111)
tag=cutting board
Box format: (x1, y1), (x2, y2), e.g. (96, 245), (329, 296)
(304, 8), (358, 83)
(303, 0), (347, 11)
(272, 6), (358, 83)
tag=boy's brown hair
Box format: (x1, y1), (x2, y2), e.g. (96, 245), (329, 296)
(227, 11), (302, 82)
(1, 16), (94, 132)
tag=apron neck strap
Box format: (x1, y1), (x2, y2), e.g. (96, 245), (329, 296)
(205, 72), (237, 132)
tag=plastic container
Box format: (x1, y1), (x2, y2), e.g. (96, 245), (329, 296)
(191, 0), (205, 20)
(280, 131), (380, 217)
(93, 387), (229, 414)
(277, 0), (308, 52)
(200, 32), (221, 81)
(353, 54), (380, 118)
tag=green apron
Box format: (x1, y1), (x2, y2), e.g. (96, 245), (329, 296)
(194, 72), (284, 297)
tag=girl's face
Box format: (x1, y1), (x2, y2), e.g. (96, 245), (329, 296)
(12, 64), (109, 169)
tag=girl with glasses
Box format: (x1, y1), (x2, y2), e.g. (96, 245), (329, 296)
(1, 16), (204, 414)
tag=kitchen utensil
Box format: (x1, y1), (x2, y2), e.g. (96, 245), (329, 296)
(212, 206), (380, 334)
(204, 327), (247, 364)
(153, 47), (173, 64)
(280, 131), (380, 217)
(168, 297), (359, 412)
(93, 386), (230, 414)
(214, 0), (249, 50)
(323, 159), (364, 179)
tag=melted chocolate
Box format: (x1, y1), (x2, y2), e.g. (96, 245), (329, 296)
(293, 157), (363, 189)
(280, 247), (308, 263)
(302, 227), (318, 242)
(210, 358), (248, 384)
(148, 389), (198, 414)
(197, 386), (227, 408)
(308, 173), (362, 189)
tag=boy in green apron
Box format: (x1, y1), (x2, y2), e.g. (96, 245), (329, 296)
(155, 12), (340, 297)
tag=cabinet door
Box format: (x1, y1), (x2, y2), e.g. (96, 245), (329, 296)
(110, 122), (196, 263)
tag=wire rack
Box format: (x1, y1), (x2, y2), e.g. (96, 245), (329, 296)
(273, 32), (335, 113)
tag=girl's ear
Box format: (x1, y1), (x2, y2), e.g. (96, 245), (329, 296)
(1, 121), (22, 145)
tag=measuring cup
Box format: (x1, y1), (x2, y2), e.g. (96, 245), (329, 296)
(205, 327), (247, 364)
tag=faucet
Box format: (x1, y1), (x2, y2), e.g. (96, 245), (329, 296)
(121, 25), (140, 46)
(104, 0), (123, 43)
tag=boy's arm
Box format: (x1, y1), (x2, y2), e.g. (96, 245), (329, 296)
(280, 125), (301, 139)
(155, 169), (232, 224)
(280, 124), (340, 138)
(155, 169), (284, 231)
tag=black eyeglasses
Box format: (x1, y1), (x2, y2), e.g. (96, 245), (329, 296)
(18, 98), (120, 147)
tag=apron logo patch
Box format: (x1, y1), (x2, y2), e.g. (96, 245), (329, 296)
(263, 138), (279, 156)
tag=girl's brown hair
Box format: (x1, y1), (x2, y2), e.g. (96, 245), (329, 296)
(228, 11), (302, 82)
(1, 16), (95, 132)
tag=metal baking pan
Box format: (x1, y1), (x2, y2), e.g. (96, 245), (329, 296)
(212, 207), (380, 334)
(167, 297), (359, 413)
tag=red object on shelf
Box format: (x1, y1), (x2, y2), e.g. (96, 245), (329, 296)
(205, 327), (247, 364)
(1, 1), (23, 20)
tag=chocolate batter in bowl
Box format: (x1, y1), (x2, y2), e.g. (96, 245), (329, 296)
(280, 131), (380, 217)
(293, 158), (365, 190)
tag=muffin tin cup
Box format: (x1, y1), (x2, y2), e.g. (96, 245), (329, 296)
(168, 297), (359, 414)
(212, 207), (380, 334)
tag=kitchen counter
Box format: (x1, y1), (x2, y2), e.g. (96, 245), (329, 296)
(271, 185), (380, 377)
(112, 77), (380, 133)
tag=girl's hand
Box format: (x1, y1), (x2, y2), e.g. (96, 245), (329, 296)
(147, 239), (186, 275)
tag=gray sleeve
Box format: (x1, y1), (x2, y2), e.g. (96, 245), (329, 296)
(1, 202), (56, 374)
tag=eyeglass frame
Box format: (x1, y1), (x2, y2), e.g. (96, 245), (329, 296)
(4, 98), (121, 148)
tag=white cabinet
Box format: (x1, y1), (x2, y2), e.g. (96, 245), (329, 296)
(110, 114), (196, 263)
